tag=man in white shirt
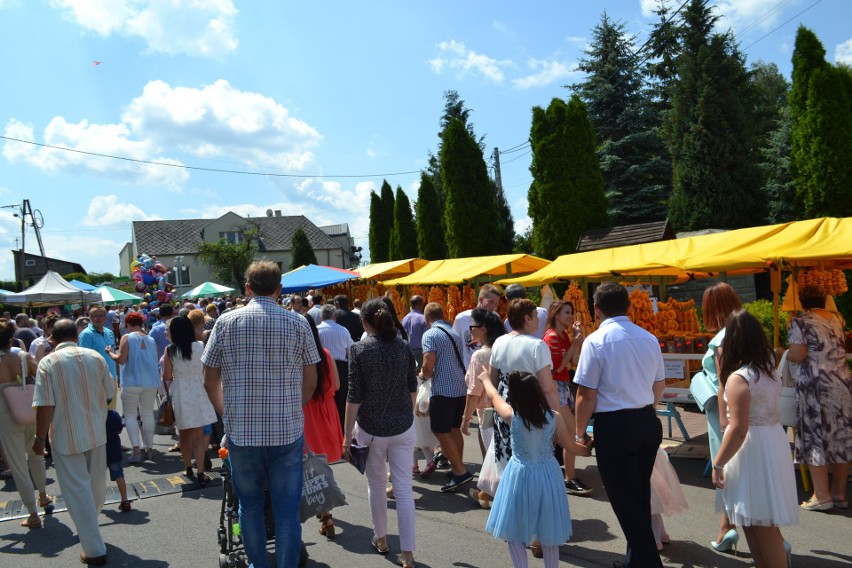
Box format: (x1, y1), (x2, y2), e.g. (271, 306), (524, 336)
(317, 304), (353, 433)
(452, 283), (501, 369)
(574, 282), (665, 568)
(307, 294), (323, 324)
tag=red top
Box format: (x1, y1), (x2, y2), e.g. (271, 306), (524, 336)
(543, 328), (572, 382)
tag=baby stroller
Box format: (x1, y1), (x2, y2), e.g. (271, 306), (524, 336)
(217, 453), (308, 567)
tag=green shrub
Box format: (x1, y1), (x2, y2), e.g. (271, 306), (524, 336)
(743, 299), (788, 347)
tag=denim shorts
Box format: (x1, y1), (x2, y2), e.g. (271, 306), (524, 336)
(108, 461), (124, 481)
(203, 423), (213, 435)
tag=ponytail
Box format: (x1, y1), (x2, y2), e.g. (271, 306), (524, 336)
(361, 298), (398, 341)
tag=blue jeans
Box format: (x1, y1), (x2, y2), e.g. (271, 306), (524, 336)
(229, 437), (303, 568)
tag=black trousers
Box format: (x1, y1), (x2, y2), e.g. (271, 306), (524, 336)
(332, 359), (349, 436)
(594, 405), (663, 568)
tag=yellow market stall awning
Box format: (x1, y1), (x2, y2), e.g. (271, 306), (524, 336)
(356, 258), (430, 281)
(384, 254), (551, 286)
(498, 239), (708, 287)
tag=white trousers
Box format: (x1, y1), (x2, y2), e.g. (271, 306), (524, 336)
(53, 445), (107, 558)
(0, 395), (48, 514)
(356, 422), (416, 551)
(121, 386), (157, 449)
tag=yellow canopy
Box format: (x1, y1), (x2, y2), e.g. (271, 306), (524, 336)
(500, 217), (852, 287)
(356, 258), (430, 281)
(498, 240), (708, 287)
(384, 254), (550, 286)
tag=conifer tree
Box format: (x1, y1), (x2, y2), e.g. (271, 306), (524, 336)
(415, 173), (447, 260)
(441, 118), (500, 257)
(573, 12), (670, 224)
(289, 227), (317, 270)
(367, 191), (386, 263)
(492, 179), (515, 253)
(389, 187), (418, 260)
(528, 96), (609, 259)
(790, 27), (852, 218)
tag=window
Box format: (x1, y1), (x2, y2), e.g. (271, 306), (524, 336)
(167, 266), (192, 287)
(219, 231), (241, 244)
(25, 259), (36, 267)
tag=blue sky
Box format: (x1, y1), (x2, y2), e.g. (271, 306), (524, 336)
(1, 0), (849, 278)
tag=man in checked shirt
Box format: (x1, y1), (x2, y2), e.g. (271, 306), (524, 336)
(203, 261), (319, 568)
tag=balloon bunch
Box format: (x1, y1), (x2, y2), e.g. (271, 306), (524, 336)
(130, 254), (174, 303)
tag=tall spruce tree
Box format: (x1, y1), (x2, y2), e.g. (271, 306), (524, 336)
(367, 191), (387, 263)
(415, 173), (448, 260)
(389, 187), (418, 260)
(665, 0), (763, 230)
(573, 12), (670, 224)
(760, 107), (795, 223)
(790, 27), (852, 218)
(441, 117), (500, 257)
(528, 96), (609, 259)
(289, 227), (317, 270)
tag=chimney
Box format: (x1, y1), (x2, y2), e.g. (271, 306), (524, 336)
(275, 210), (282, 217)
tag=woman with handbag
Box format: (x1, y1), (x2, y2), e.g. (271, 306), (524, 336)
(0, 321), (53, 528)
(787, 284), (852, 511)
(302, 314), (343, 538)
(343, 299), (418, 568)
(697, 282), (744, 553)
(106, 311), (160, 463)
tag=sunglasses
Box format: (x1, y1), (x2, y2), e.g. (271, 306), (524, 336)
(469, 324), (483, 330)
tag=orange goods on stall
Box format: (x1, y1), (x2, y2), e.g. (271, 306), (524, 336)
(562, 281), (594, 336)
(796, 269), (848, 296)
(628, 289), (658, 335)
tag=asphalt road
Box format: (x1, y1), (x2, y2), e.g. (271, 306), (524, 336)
(2, 408), (851, 567)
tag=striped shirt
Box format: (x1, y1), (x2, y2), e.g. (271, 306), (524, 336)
(33, 342), (116, 455)
(421, 321), (467, 398)
(201, 296), (321, 447)
(317, 320), (353, 362)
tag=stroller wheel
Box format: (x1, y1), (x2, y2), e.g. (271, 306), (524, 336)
(218, 553), (229, 568)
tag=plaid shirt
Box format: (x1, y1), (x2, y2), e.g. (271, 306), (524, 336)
(201, 296), (320, 447)
(421, 321), (467, 397)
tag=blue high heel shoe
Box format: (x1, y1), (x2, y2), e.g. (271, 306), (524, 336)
(710, 528), (739, 555)
(784, 540), (792, 567)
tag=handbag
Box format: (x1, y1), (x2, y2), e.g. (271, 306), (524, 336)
(777, 350), (798, 427)
(416, 378), (432, 413)
(155, 379), (175, 434)
(688, 370), (717, 412)
(300, 444), (347, 522)
(1, 351), (36, 425)
(347, 440), (370, 474)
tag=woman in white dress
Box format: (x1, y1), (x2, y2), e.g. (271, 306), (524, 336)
(712, 310), (798, 568)
(162, 315), (217, 485)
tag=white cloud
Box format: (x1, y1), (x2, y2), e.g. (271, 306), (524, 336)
(565, 35), (587, 46)
(81, 195), (162, 228)
(3, 118), (189, 190)
(512, 58), (579, 89)
(50, 0), (238, 58)
(715, 0), (798, 33)
(123, 79), (321, 170)
(429, 40), (509, 83)
(492, 20), (516, 38)
(836, 38), (852, 64)
(43, 233), (127, 274)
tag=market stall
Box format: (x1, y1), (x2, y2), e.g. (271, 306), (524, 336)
(0, 270), (102, 307)
(279, 264), (360, 294)
(356, 258), (429, 281)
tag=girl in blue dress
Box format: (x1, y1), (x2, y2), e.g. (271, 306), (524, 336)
(482, 370), (590, 567)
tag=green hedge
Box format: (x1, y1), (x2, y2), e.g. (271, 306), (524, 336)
(744, 299), (788, 346)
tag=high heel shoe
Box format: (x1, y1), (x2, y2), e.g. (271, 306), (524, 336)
(710, 528), (739, 555)
(784, 540), (792, 567)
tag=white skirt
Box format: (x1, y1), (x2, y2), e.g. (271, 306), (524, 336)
(716, 424), (800, 527)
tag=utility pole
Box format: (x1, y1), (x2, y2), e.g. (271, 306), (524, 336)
(2, 199), (47, 290)
(492, 147), (504, 194)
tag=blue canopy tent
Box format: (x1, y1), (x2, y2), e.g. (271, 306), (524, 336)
(280, 264), (359, 293)
(69, 279), (97, 291)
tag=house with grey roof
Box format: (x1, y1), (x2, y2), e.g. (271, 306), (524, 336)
(119, 211), (351, 294)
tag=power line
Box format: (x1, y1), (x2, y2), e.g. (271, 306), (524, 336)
(742, 0), (823, 51)
(0, 135), (421, 179)
(501, 150), (531, 165)
(499, 143), (531, 155)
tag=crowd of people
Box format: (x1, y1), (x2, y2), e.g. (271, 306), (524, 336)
(0, 263), (849, 568)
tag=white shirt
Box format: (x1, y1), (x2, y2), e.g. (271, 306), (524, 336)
(307, 305), (322, 325)
(452, 309), (476, 369)
(573, 316), (665, 413)
(489, 332), (552, 377)
(503, 306), (548, 339)
(317, 320), (353, 362)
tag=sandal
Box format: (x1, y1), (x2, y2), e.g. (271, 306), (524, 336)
(197, 472), (211, 487)
(399, 553), (415, 567)
(20, 515), (42, 529)
(118, 501), (132, 512)
(371, 535), (389, 555)
(319, 513), (335, 538)
(39, 495), (55, 515)
(185, 466), (196, 479)
(800, 496), (833, 511)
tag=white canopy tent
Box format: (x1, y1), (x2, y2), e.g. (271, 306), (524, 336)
(0, 270), (102, 307)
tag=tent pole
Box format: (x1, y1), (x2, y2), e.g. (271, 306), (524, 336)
(770, 265), (782, 348)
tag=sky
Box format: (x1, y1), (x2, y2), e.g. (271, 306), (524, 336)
(0, 0), (849, 279)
